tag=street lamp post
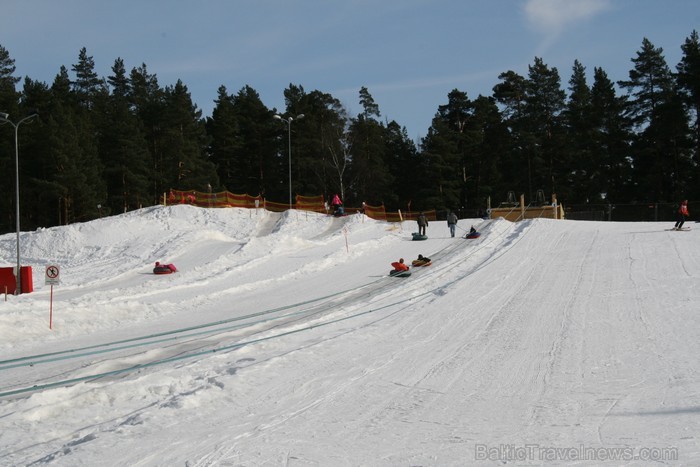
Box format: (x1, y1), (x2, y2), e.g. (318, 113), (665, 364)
(274, 113), (305, 210)
(0, 112), (38, 295)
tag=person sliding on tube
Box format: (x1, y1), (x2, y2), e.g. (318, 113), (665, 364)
(391, 258), (409, 272)
(154, 261), (178, 273)
(412, 254), (431, 267)
(330, 193), (344, 216)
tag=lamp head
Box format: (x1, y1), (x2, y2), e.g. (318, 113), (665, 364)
(273, 114), (282, 120)
(296, 114), (305, 120)
(0, 112), (9, 120)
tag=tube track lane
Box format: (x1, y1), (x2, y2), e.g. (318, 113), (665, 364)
(0, 219), (524, 399)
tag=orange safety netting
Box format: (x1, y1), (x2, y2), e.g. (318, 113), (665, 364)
(401, 210), (437, 222)
(164, 189), (432, 223)
(295, 194), (326, 213)
(167, 190), (263, 208)
(363, 203), (386, 221)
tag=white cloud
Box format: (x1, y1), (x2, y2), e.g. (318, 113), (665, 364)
(524, 0), (611, 38)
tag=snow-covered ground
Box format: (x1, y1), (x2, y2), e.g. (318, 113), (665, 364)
(0, 206), (698, 466)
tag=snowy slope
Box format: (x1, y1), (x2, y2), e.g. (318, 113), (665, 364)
(0, 206), (698, 465)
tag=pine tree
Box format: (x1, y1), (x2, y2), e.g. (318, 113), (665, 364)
(71, 47), (105, 109)
(160, 80), (218, 193)
(468, 95), (508, 212)
(563, 60), (597, 203)
(0, 44), (19, 107)
(620, 38), (691, 200)
(129, 63), (166, 199)
(288, 88), (348, 201)
(384, 120), (419, 211)
(279, 84), (308, 200)
(524, 57), (566, 201)
(100, 58), (151, 213)
(207, 86), (242, 192)
(420, 89), (473, 212)
(359, 86), (380, 119)
(590, 67), (634, 202)
(15, 77), (54, 229)
(0, 44), (21, 232)
(492, 70), (528, 202)
(677, 30), (700, 177)
(226, 85), (276, 197)
(347, 87), (393, 207)
(46, 67), (106, 224)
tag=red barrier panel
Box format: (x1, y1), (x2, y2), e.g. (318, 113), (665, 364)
(21, 266), (33, 293)
(0, 267), (14, 294)
(0, 266), (33, 294)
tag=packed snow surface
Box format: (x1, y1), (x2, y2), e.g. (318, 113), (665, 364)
(0, 206), (698, 465)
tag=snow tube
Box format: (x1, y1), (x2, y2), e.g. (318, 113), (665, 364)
(389, 269), (412, 277)
(412, 233), (428, 241)
(411, 259), (432, 267)
(153, 263), (177, 274)
(153, 266), (174, 274)
(465, 232), (481, 239)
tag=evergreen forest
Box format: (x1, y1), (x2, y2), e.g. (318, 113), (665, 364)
(1, 32), (700, 233)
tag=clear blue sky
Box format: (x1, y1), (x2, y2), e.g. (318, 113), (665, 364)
(2, 0), (699, 141)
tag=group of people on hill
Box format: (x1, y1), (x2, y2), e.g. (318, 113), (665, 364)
(390, 211), (483, 272)
(419, 210), (477, 238)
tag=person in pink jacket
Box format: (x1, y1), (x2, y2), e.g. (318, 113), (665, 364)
(331, 193), (342, 208)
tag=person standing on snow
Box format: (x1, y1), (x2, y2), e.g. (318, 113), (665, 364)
(446, 211), (458, 237)
(673, 200), (689, 230)
(417, 212), (428, 236)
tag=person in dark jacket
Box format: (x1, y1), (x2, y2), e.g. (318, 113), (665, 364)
(417, 212), (428, 236)
(412, 254), (432, 267)
(446, 211), (458, 237)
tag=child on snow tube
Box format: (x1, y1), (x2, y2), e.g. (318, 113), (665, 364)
(411, 254), (432, 267)
(153, 261), (177, 274)
(391, 258), (409, 272)
(390, 258), (410, 276)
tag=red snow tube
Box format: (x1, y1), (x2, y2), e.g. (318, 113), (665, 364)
(153, 263), (177, 274)
(153, 266), (174, 274)
(465, 232), (481, 239)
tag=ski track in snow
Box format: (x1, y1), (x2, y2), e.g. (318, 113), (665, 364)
(1, 208), (699, 465)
